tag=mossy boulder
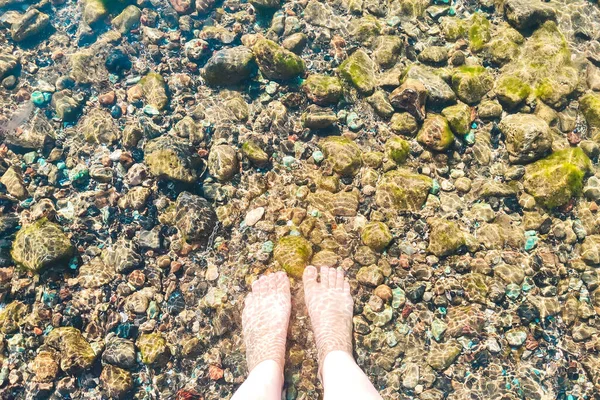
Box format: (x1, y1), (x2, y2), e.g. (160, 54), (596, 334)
(373, 35), (403, 69)
(427, 218), (466, 257)
(319, 136), (363, 177)
(303, 74), (343, 105)
(390, 112), (419, 136)
(498, 21), (577, 109)
(111, 5), (141, 33)
(580, 92), (600, 136)
(274, 236), (313, 278)
(361, 222), (393, 252)
(504, 0), (556, 31)
(45, 327), (96, 374)
(468, 13), (491, 52)
(137, 333), (170, 366)
(139, 72), (169, 111)
(495, 75), (531, 109)
(302, 105), (338, 129)
(441, 17), (467, 42)
(201, 46), (256, 86)
(144, 135), (203, 183)
(11, 218), (74, 273)
(499, 113), (552, 164)
(485, 23), (524, 65)
(451, 66), (493, 105)
(349, 16), (382, 46)
(253, 39), (305, 80)
(338, 49), (377, 95)
(376, 169), (433, 212)
(523, 147), (592, 209)
(389, 0), (430, 20)
(417, 115), (455, 152)
(242, 141), (269, 167)
(367, 91), (395, 118)
(441, 102), (470, 136)
(385, 136), (410, 164)
(307, 190), (359, 217)
(0, 301), (28, 334)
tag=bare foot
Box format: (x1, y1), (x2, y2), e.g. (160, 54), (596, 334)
(303, 266), (354, 375)
(242, 271), (291, 373)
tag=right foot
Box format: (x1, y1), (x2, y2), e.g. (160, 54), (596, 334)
(303, 265), (354, 375)
(242, 271), (291, 373)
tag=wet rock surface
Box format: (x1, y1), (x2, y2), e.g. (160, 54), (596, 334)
(0, 0), (600, 399)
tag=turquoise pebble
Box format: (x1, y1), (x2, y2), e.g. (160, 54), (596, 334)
(506, 283), (521, 300)
(524, 235), (538, 251)
(430, 179), (440, 195)
(346, 112), (363, 131)
(465, 131), (476, 145)
(31, 91), (46, 106)
(56, 161), (66, 170)
(262, 241), (274, 253)
(449, 7), (456, 16)
(143, 105), (159, 116)
(312, 150), (324, 163)
(471, 122), (478, 129)
(282, 156), (296, 168)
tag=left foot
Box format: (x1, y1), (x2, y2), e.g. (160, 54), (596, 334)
(241, 271), (291, 373)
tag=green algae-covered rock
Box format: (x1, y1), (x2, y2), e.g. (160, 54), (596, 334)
(0, 301), (28, 334)
(361, 222), (393, 252)
(376, 169), (433, 212)
(175, 192), (217, 243)
(308, 190), (359, 217)
(82, 0), (108, 25)
(427, 218), (466, 257)
(242, 141), (269, 167)
(523, 147), (592, 209)
(139, 72), (169, 111)
(253, 39), (305, 80)
(137, 333), (170, 366)
(499, 21), (577, 109)
(11, 218), (74, 273)
(100, 365), (133, 399)
(367, 90), (395, 118)
(495, 75), (531, 109)
(338, 49), (376, 95)
(319, 136), (362, 177)
(485, 23), (524, 65)
(499, 113), (552, 164)
(390, 112), (419, 136)
(111, 5), (141, 33)
(349, 16), (382, 46)
(389, 0), (430, 20)
(80, 109), (119, 144)
(451, 66), (493, 105)
(417, 115), (455, 152)
(208, 144), (238, 182)
(441, 102), (470, 136)
(45, 327), (96, 374)
(201, 46), (256, 86)
(274, 236), (313, 278)
(441, 17), (467, 42)
(580, 92), (600, 135)
(385, 136), (410, 164)
(468, 13), (491, 52)
(303, 74), (342, 105)
(373, 35), (403, 68)
(144, 135), (203, 183)
(504, 0), (556, 31)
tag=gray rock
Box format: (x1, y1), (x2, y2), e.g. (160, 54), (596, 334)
(11, 9), (50, 42)
(0, 55), (19, 80)
(504, 0), (556, 31)
(302, 105), (337, 129)
(201, 46), (256, 86)
(404, 65), (456, 107)
(174, 192), (217, 243)
(499, 113), (552, 164)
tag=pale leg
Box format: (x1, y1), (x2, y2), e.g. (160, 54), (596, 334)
(231, 359), (283, 400)
(322, 351), (382, 400)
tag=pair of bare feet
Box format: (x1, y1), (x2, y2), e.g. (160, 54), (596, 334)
(241, 265), (354, 377)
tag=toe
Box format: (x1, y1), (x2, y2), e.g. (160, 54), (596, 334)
(336, 268), (345, 289)
(303, 266), (318, 294)
(328, 267), (337, 288)
(320, 266), (329, 287)
(276, 271), (290, 294)
(343, 278), (351, 293)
